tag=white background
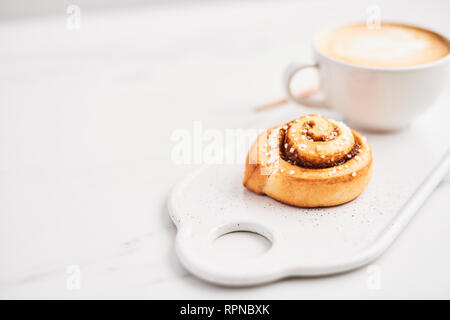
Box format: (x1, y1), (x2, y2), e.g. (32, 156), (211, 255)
(0, 0), (449, 299)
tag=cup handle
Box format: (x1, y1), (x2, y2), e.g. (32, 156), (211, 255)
(284, 62), (330, 109)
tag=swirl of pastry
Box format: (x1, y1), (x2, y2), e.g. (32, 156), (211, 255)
(281, 115), (357, 168)
(243, 114), (372, 207)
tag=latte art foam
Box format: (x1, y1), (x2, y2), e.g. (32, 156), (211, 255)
(316, 23), (450, 67)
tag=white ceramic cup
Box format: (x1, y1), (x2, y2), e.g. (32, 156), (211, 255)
(285, 23), (450, 131)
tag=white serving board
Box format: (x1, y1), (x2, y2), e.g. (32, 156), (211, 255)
(168, 99), (450, 286)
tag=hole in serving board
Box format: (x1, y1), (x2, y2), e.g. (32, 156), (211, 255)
(213, 231), (272, 259)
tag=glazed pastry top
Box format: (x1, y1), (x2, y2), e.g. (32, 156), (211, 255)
(251, 114), (371, 179)
(280, 115), (359, 169)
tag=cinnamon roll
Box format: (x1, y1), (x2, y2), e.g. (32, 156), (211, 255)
(243, 114), (372, 207)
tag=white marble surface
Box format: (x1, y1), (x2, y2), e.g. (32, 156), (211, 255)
(0, 0), (449, 299)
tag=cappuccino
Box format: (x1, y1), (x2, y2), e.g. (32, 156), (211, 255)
(316, 23), (450, 68)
